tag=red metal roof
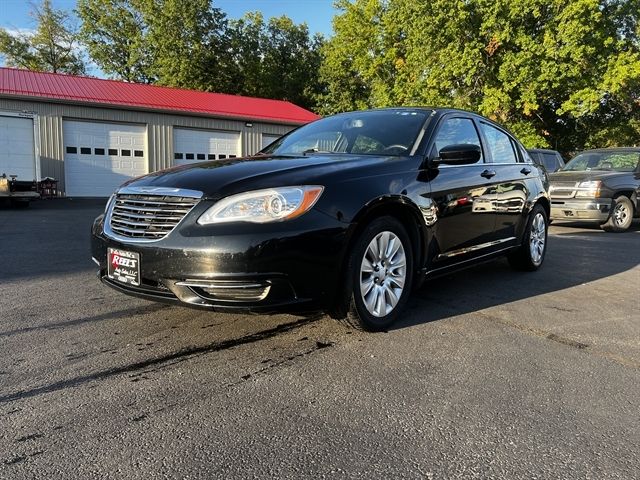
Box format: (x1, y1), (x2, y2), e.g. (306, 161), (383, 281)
(0, 67), (320, 125)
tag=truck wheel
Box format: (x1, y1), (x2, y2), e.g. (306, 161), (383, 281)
(341, 216), (414, 331)
(508, 204), (548, 271)
(601, 196), (633, 232)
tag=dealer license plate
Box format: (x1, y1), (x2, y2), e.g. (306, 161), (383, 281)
(107, 248), (140, 286)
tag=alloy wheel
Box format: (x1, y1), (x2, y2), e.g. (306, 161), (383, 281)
(529, 212), (546, 266)
(613, 202), (630, 227)
(359, 231), (407, 317)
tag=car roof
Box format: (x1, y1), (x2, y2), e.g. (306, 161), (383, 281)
(577, 147), (640, 154)
(528, 148), (560, 154)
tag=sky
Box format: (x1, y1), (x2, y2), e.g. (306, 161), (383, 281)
(0, 0), (338, 36)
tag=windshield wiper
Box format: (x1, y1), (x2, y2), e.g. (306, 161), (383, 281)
(302, 148), (334, 155)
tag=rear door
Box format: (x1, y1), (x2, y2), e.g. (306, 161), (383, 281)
(427, 115), (502, 265)
(477, 120), (529, 243)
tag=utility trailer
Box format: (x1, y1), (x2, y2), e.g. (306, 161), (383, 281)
(0, 111), (40, 205)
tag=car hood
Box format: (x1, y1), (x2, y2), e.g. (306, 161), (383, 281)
(549, 170), (630, 183)
(121, 154), (401, 199)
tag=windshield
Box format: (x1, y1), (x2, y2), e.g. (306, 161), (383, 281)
(561, 151), (640, 172)
(261, 110), (430, 157)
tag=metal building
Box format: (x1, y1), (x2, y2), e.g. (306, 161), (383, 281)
(0, 67), (319, 197)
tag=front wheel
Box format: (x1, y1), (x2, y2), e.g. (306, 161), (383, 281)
(508, 204), (548, 271)
(601, 196), (634, 232)
(341, 216), (414, 331)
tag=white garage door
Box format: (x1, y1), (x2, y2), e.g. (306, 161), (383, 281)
(174, 128), (240, 166)
(0, 114), (36, 181)
(261, 134), (281, 150)
(63, 120), (147, 197)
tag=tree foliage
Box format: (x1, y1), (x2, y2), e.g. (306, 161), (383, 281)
(319, 0), (640, 153)
(76, 0), (151, 82)
(228, 12), (325, 109)
(0, 0), (85, 74)
(75, 1), (324, 109)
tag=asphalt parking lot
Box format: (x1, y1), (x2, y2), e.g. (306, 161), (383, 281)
(1, 200), (639, 479)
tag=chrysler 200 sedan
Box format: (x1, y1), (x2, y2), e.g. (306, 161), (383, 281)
(91, 108), (550, 331)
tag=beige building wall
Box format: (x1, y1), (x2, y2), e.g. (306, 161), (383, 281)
(0, 96), (297, 194)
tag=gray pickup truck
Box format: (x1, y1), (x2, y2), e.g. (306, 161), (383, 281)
(549, 148), (639, 232)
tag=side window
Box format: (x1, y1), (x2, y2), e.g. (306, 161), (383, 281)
(433, 118), (483, 161)
(480, 123), (517, 163)
(521, 147), (534, 164)
(542, 153), (557, 171)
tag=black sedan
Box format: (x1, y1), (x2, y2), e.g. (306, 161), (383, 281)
(549, 148), (640, 232)
(91, 108), (550, 331)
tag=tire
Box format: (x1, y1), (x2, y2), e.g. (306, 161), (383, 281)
(601, 196), (634, 232)
(508, 204), (548, 271)
(340, 216), (414, 331)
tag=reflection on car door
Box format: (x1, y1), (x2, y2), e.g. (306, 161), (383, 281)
(427, 115), (502, 266)
(477, 121), (529, 243)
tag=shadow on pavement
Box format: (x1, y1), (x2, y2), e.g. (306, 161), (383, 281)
(395, 230), (640, 330)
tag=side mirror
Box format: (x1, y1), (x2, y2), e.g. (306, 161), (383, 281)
(434, 144), (481, 166)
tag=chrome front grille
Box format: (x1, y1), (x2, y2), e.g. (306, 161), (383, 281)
(107, 193), (200, 240)
(550, 181), (578, 199)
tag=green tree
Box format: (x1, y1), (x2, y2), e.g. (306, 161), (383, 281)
(319, 0), (640, 153)
(139, 0), (232, 91)
(229, 12), (325, 110)
(76, 0), (152, 82)
(77, 0), (232, 90)
(76, 2), (324, 108)
(0, 0), (85, 74)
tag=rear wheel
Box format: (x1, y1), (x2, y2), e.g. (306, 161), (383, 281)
(508, 204), (548, 271)
(341, 216), (414, 331)
(601, 196), (633, 232)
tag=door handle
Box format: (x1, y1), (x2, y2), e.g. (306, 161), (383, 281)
(481, 169), (496, 179)
(520, 167), (532, 175)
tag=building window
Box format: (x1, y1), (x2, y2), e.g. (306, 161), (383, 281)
(197, 153), (205, 160)
(186, 153), (194, 160)
(94, 148), (105, 155)
(80, 147), (91, 154)
(219, 154), (227, 159)
(229, 155), (236, 158)
(121, 149), (131, 156)
(66, 146), (77, 154)
(208, 154), (216, 160)
(108, 149), (118, 156)
(134, 150), (144, 157)
(174, 153), (183, 160)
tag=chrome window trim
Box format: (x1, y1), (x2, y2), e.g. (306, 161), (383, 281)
(103, 187), (203, 244)
(437, 162), (528, 169)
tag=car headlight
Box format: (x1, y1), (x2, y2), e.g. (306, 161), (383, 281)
(197, 186), (324, 225)
(575, 180), (601, 197)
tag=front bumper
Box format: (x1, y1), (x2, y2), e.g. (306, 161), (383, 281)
(91, 209), (350, 314)
(550, 198), (612, 222)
